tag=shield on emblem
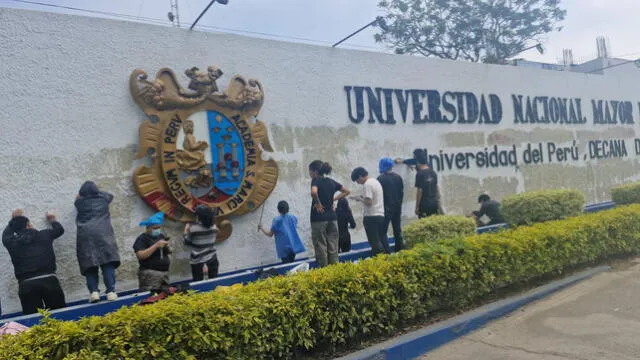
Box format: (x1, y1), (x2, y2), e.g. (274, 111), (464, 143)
(175, 110), (246, 205)
(207, 110), (245, 196)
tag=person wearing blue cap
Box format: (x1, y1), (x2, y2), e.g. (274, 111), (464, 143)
(133, 212), (171, 292)
(377, 158), (405, 251)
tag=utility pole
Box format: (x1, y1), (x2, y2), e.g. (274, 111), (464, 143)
(169, 0), (180, 28)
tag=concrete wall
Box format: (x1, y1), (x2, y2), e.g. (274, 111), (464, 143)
(2, 7), (640, 313)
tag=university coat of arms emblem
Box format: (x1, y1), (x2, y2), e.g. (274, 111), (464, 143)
(129, 66), (278, 241)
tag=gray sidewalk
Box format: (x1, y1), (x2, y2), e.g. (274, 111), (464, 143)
(425, 258), (640, 360)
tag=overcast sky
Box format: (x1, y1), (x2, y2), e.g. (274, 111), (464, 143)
(2, 0), (638, 64)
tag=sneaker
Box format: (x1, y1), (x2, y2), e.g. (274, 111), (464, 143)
(106, 292), (118, 301)
(89, 292), (100, 303)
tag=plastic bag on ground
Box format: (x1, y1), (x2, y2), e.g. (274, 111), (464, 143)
(287, 262), (310, 275)
(0, 322), (29, 336)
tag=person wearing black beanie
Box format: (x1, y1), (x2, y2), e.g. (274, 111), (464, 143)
(2, 209), (66, 315)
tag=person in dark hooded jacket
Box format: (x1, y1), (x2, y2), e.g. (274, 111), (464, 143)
(3, 209), (66, 315)
(335, 198), (356, 253)
(75, 181), (120, 303)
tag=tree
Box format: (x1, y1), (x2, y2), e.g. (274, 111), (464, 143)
(375, 0), (566, 63)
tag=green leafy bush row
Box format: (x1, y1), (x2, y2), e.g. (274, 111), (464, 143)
(501, 189), (585, 225)
(403, 215), (476, 248)
(2, 205), (640, 360)
(611, 182), (640, 205)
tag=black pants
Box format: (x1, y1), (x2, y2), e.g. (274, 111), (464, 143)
(384, 209), (404, 252)
(18, 276), (66, 315)
(190, 255), (220, 282)
(281, 249), (296, 264)
(363, 216), (390, 255)
(418, 198), (439, 218)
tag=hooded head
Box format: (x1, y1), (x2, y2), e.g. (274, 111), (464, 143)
(379, 158), (394, 173)
(79, 181), (99, 197)
(9, 216), (29, 233)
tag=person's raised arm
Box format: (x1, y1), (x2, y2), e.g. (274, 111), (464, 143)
(44, 212), (64, 240)
(258, 224), (274, 237)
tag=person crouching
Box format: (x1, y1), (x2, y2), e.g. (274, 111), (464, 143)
(133, 212), (171, 293)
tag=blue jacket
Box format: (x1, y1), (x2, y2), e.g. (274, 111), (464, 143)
(270, 214), (306, 259)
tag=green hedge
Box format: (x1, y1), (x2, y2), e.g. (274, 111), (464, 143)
(611, 182), (640, 205)
(501, 189), (585, 226)
(2, 205), (640, 359)
(403, 215), (476, 248)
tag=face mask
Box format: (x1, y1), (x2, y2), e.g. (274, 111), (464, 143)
(151, 229), (162, 238)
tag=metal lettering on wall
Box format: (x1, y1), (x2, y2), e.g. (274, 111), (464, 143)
(130, 66), (278, 241)
(344, 86), (637, 126)
(344, 85), (640, 174)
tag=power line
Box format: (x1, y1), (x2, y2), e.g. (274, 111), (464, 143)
(9, 0), (163, 23)
(6, 0), (384, 51)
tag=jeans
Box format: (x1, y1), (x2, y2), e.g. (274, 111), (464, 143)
(85, 263), (117, 293)
(19, 275), (66, 315)
(190, 255), (220, 282)
(310, 220), (339, 267)
(363, 216), (389, 255)
(384, 209), (404, 252)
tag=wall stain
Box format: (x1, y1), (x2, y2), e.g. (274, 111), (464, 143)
(488, 128), (574, 146)
(270, 124), (295, 154)
(480, 176), (519, 201)
(442, 132), (485, 148)
(520, 159), (640, 203)
(441, 174), (481, 214)
(577, 127), (636, 142)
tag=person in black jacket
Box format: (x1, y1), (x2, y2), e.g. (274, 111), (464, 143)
(335, 198), (356, 253)
(377, 158), (405, 251)
(471, 194), (505, 226)
(2, 209), (66, 315)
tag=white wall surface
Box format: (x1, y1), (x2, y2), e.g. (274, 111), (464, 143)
(1, 7), (640, 313)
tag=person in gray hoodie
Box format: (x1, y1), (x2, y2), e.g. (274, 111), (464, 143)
(75, 181), (120, 303)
